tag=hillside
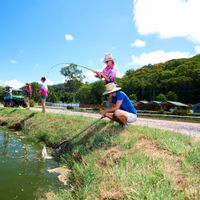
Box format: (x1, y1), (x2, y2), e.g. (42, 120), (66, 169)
(121, 54), (200, 104)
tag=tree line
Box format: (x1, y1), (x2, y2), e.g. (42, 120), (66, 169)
(120, 54), (200, 104)
(1, 55), (200, 105)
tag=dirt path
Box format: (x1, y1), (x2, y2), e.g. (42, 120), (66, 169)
(31, 107), (200, 137)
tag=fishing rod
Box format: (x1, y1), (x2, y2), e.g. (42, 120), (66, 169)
(47, 62), (96, 75)
(53, 116), (104, 156)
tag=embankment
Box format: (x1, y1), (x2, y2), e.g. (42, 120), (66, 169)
(0, 107), (200, 199)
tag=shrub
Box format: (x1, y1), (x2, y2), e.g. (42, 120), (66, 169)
(67, 106), (74, 109)
(101, 100), (107, 107)
(156, 109), (164, 114)
(29, 99), (35, 107)
(172, 109), (189, 116)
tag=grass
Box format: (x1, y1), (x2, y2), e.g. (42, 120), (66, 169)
(0, 107), (200, 199)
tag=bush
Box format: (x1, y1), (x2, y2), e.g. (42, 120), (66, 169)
(156, 93), (167, 101)
(92, 108), (100, 112)
(156, 109), (164, 114)
(67, 106), (74, 109)
(101, 100), (107, 107)
(172, 109), (189, 116)
(29, 99), (35, 107)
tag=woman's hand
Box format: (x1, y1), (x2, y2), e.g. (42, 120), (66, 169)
(94, 71), (103, 79)
(100, 109), (107, 117)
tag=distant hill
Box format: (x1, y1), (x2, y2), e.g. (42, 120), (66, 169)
(120, 54), (200, 104)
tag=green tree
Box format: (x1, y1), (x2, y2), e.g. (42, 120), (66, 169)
(156, 93), (166, 102)
(60, 64), (85, 102)
(166, 91), (178, 101)
(31, 82), (40, 102)
(0, 86), (4, 103)
(60, 92), (73, 103)
(47, 87), (59, 103)
(60, 64), (85, 82)
(76, 84), (92, 104)
(90, 81), (105, 104)
(129, 93), (137, 101)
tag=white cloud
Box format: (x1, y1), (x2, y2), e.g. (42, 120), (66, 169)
(9, 60), (18, 64)
(134, 0), (200, 43)
(195, 46), (200, 54)
(131, 50), (191, 66)
(4, 80), (24, 89)
(117, 72), (125, 78)
(64, 34), (74, 41)
(131, 39), (146, 47)
(83, 71), (97, 83)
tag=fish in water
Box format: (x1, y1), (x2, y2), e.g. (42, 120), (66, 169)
(41, 146), (52, 159)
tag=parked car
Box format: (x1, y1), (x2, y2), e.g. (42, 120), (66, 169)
(11, 89), (26, 107)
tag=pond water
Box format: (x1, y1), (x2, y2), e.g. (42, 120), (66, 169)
(0, 130), (62, 200)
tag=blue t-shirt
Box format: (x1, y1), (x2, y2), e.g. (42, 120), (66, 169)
(112, 91), (137, 114)
(4, 88), (12, 100)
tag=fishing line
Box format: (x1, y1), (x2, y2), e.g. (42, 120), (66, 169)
(46, 62), (96, 76)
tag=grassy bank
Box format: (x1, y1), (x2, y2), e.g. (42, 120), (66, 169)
(0, 107), (200, 199)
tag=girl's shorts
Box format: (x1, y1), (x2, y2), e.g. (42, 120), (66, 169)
(41, 96), (47, 100)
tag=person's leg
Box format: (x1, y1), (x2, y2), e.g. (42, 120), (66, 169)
(113, 109), (128, 125)
(27, 97), (30, 109)
(24, 97), (29, 109)
(105, 109), (128, 125)
(8, 99), (12, 107)
(4, 100), (7, 107)
(41, 98), (46, 113)
(105, 112), (114, 120)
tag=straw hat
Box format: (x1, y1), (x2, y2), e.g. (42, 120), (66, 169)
(103, 53), (115, 63)
(103, 83), (121, 95)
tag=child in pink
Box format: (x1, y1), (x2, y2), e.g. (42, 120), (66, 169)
(40, 77), (48, 113)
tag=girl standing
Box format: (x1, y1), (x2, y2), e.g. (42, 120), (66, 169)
(40, 77), (48, 113)
(24, 83), (32, 110)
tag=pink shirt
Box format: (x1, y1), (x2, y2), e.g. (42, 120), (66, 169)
(102, 64), (117, 84)
(40, 83), (48, 96)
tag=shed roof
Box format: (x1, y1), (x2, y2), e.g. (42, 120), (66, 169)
(139, 101), (149, 104)
(150, 101), (161, 104)
(163, 101), (189, 107)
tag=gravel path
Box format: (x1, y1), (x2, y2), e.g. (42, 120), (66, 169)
(32, 107), (200, 137)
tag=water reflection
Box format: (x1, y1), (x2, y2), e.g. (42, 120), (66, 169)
(0, 132), (9, 157)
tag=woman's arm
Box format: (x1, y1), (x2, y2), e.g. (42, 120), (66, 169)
(100, 100), (122, 116)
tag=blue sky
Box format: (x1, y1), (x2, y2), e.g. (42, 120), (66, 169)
(0, 0), (200, 88)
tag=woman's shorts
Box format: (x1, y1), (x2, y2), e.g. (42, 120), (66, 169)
(41, 96), (47, 100)
(127, 112), (137, 123)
